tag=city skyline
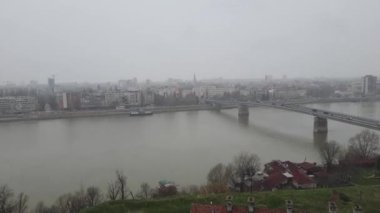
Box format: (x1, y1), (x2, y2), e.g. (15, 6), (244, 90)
(2, 1), (380, 212)
(0, 74), (375, 85)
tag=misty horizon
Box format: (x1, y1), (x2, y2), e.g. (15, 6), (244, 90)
(0, 75), (366, 86)
(1, 0), (380, 83)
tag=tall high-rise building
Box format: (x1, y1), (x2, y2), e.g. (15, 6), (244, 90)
(118, 78), (138, 90)
(361, 75), (377, 96)
(48, 76), (55, 93)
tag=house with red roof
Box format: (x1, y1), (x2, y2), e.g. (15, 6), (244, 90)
(296, 162), (320, 175)
(285, 161), (316, 189)
(263, 161), (316, 190)
(262, 171), (289, 190)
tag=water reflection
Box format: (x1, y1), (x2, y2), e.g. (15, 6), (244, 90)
(360, 102), (376, 116)
(216, 110), (314, 148)
(238, 116), (249, 126)
(1, 102), (380, 206)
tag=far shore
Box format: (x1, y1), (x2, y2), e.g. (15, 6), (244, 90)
(1, 96), (380, 123)
(0, 105), (216, 123)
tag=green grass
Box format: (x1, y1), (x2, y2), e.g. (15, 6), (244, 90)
(352, 169), (380, 186)
(81, 185), (380, 213)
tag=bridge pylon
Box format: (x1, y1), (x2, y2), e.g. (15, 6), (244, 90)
(212, 103), (222, 111)
(314, 117), (328, 133)
(313, 131), (328, 148)
(238, 104), (249, 118)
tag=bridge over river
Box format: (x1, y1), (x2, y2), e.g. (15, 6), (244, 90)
(207, 100), (380, 133)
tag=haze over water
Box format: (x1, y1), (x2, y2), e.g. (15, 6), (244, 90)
(1, 101), (380, 205)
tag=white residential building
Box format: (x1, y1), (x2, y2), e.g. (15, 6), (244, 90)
(0, 96), (37, 113)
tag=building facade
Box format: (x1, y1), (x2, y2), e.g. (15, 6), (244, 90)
(56, 92), (81, 110)
(0, 96), (37, 114)
(362, 75), (377, 96)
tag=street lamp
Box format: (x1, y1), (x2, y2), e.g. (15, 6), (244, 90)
(285, 200), (293, 213)
(328, 201), (337, 213)
(225, 195), (233, 213)
(353, 204), (362, 213)
(247, 196), (255, 213)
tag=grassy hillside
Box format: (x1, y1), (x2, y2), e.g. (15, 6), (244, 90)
(81, 185), (380, 213)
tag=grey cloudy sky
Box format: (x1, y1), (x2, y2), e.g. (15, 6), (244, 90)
(1, 0), (380, 83)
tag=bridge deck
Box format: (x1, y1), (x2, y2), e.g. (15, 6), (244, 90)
(208, 100), (380, 131)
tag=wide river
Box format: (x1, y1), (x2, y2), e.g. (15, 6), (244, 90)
(1, 101), (380, 206)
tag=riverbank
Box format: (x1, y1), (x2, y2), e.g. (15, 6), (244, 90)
(0, 105), (219, 123)
(1, 96), (379, 123)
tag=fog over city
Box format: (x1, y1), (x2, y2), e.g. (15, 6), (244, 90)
(1, 0), (380, 83)
(2, 1), (380, 212)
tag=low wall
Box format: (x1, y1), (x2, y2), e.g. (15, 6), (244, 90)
(0, 105), (217, 123)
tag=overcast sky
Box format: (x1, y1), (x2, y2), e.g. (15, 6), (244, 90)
(1, 0), (380, 83)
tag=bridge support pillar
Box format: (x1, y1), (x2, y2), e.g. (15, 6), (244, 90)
(212, 103), (222, 111)
(238, 104), (249, 118)
(314, 117), (328, 133)
(313, 132), (327, 148)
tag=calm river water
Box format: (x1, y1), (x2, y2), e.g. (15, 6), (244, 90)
(1, 101), (380, 205)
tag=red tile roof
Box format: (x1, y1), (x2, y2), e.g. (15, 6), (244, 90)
(263, 172), (287, 190)
(264, 161), (316, 187)
(286, 162), (314, 185)
(264, 161), (287, 175)
(296, 162), (316, 171)
(190, 204), (287, 213)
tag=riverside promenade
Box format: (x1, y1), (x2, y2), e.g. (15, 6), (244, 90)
(1, 96), (379, 123)
(0, 105), (218, 123)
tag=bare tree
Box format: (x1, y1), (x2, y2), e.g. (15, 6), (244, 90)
(86, 186), (101, 207)
(231, 152), (261, 192)
(107, 181), (119, 201)
(129, 191), (135, 200)
(55, 193), (71, 213)
(206, 163), (234, 193)
(55, 190), (88, 213)
(320, 140), (340, 171)
(188, 185), (200, 195)
(34, 201), (46, 213)
(15, 193), (28, 213)
(348, 129), (379, 160)
(140, 183), (151, 199)
(224, 164), (234, 182)
(115, 170), (127, 200)
(180, 185), (200, 195)
(207, 163), (227, 184)
(35, 201), (60, 213)
(68, 190), (88, 213)
(0, 185), (14, 213)
(48, 205), (59, 213)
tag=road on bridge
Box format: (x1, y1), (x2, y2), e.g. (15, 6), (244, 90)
(253, 102), (380, 131)
(207, 100), (380, 131)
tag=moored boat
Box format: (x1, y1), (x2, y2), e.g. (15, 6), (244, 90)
(129, 110), (153, 116)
